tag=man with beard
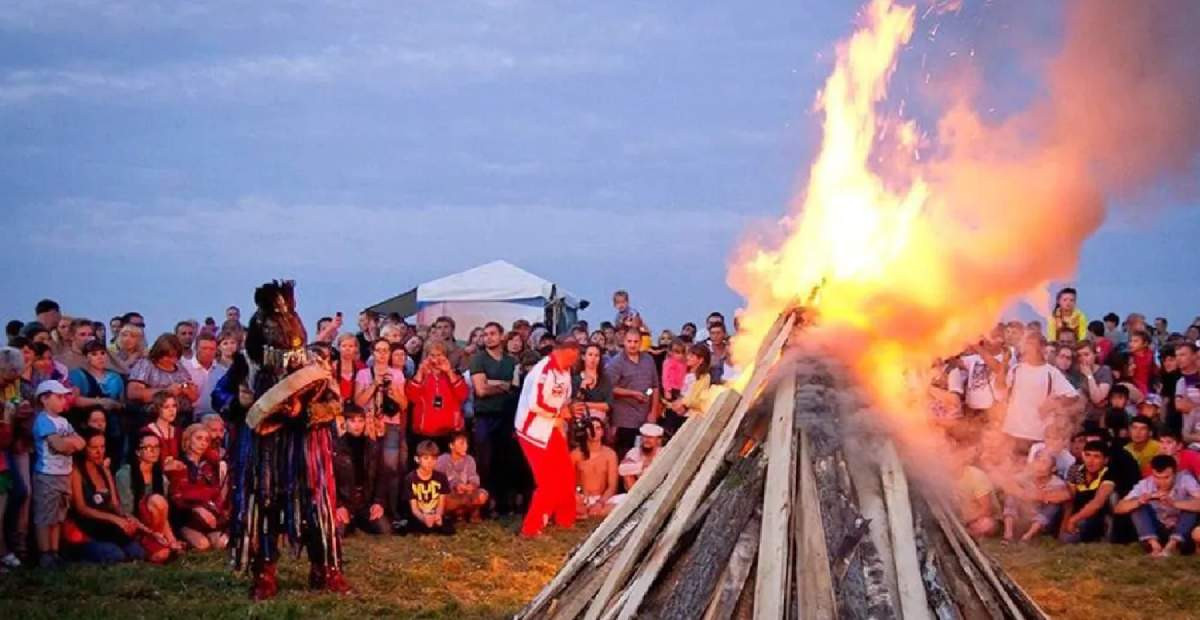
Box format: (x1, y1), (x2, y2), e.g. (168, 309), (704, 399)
(618, 423), (664, 492)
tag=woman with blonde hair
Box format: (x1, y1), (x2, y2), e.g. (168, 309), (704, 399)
(111, 324), (147, 375)
(167, 423), (227, 551)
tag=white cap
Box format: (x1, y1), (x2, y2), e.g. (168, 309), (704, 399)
(35, 380), (72, 397)
(639, 423), (664, 438)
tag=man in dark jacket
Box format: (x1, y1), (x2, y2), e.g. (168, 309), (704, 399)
(333, 405), (387, 536)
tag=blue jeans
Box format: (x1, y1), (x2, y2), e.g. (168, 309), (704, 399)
(1060, 511), (1107, 543)
(380, 424), (406, 519)
(77, 540), (145, 564)
(1129, 505), (1198, 553)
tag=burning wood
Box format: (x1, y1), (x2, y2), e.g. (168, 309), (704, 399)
(520, 311), (1046, 620)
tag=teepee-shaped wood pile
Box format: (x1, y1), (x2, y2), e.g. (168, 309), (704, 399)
(520, 310), (1046, 620)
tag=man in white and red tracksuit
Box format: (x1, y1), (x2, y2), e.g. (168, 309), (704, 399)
(515, 339), (580, 537)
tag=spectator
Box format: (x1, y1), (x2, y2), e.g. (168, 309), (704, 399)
(55, 318), (98, 370)
(201, 414), (227, 465)
(174, 321), (197, 361)
(111, 324), (147, 375)
(2, 346), (34, 561)
(1061, 439), (1117, 543)
(1127, 330), (1156, 395)
(514, 340), (578, 538)
(402, 440), (454, 535)
(1087, 320), (1113, 364)
(571, 417), (619, 519)
(69, 341), (125, 465)
(34, 300), (63, 351)
(0, 394), (18, 570)
(332, 406), (387, 536)
(618, 423), (664, 491)
(679, 322), (698, 344)
(947, 328), (1009, 423)
(1000, 332), (1081, 453)
(1158, 431), (1200, 479)
(469, 322), (518, 514)
(572, 344), (614, 426)
(20, 341), (71, 404)
(1125, 415), (1161, 475)
(1175, 343), (1200, 444)
(660, 339), (687, 402)
(115, 432), (182, 563)
(427, 316), (465, 370)
(1052, 344), (1083, 390)
(705, 322), (732, 385)
(588, 330), (607, 349)
(955, 450), (998, 539)
(1137, 394), (1166, 434)
(404, 335), (425, 370)
(355, 311), (379, 363)
(662, 344), (714, 438)
(612, 290), (637, 327)
(606, 330), (661, 458)
(333, 333), (364, 412)
(1103, 383), (1133, 438)
(183, 333), (220, 416)
(1075, 341), (1113, 424)
(1048, 289), (1087, 343)
(141, 392), (182, 464)
(67, 431), (145, 563)
(1001, 452), (1069, 543)
(127, 334), (198, 426)
(167, 423), (227, 551)
(1114, 454), (1200, 556)
(5, 320), (23, 345)
(215, 330), (240, 367)
(32, 379), (85, 568)
(355, 339), (407, 521)
(1027, 424), (1075, 480)
(436, 432), (488, 523)
(706, 312), (726, 330)
(406, 341), (468, 452)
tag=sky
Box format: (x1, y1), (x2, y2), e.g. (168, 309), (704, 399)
(1, 1), (1197, 337)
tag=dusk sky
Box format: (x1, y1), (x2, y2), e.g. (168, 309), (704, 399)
(3, 1), (1197, 337)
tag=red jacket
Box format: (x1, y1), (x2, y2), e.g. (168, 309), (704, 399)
(405, 370), (468, 437)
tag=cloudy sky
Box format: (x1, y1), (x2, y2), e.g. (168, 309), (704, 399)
(2, 1), (1197, 336)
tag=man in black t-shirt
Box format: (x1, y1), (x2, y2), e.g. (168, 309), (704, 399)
(469, 322), (518, 512)
(1062, 440), (1117, 543)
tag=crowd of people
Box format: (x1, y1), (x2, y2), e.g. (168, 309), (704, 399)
(0, 289), (736, 572)
(938, 288), (1200, 557)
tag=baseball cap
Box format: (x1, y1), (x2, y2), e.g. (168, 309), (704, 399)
(36, 380), (72, 397)
(1141, 393), (1164, 408)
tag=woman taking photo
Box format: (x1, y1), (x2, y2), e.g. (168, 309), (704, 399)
(168, 423), (227, 552)
(572, 344), (613, 425)
(67, 431), (146, 564)
(127, 334), (198, 426)
(662, 344), (714, 437)
(355, 339), (409, 522)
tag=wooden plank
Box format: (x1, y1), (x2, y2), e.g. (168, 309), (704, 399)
(795, 427), (837, 620)
(518, 381), (717, 618)
(931, 498), (1033, 619)
(925, 501), (1007, 620)
(606, 312), (797, 620)
(753, 369), (797, 620)
(845, 448), (899, 615)
(878, 441), (932, 620)
(704, 511), (762, 620)
(589, 388), (742, 620)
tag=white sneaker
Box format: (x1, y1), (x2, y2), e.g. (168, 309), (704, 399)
(0, 553), (20, 569)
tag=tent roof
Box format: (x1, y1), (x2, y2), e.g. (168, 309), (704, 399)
(365, 260), (582, 317)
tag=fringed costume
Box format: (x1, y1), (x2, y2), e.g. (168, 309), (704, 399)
(215, 280), (349, 600)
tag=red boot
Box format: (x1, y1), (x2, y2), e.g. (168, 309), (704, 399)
(250, 562), (278, 601)
(323, 567), (353, 595)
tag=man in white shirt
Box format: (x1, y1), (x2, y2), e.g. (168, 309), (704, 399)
(1001, 332), (1081, 453)
(184, 333), (221, 416)
(514, 339), (579, 538)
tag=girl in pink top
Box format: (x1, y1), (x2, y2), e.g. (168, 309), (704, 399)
(661, 340), (687, 400)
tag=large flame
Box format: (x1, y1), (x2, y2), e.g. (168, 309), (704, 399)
(730, 0), (1200, 424)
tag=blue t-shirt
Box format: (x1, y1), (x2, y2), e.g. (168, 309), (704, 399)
(33, 411), (76, 476)
(68, 368), (124, 401)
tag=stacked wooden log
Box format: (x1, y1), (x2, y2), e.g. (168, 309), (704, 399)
(519, 311), (1047, 620)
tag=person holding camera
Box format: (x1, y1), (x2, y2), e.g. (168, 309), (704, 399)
(405, 341), (468, 455)
(355, 339), (408, 524)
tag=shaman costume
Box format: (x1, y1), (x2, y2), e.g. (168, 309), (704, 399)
(214, 280), (349, 599)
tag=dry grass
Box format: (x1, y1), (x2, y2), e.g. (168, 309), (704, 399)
(987, 539), (1200, 620)
(4, 520), (1196, 619)
(0, 516), (592, 619)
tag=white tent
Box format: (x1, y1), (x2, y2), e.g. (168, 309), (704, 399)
(366, 260), (586, 333)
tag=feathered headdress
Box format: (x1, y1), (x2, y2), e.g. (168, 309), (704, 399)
(253, 279), (296, 314)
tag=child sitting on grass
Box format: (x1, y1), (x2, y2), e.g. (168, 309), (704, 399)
(403, 440), (454, 535)
(1002, 452), (1070, 543)
(435, 432), (488, 524)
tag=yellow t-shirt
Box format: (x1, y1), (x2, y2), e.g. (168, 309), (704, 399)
(1126, 439), (1161, 475)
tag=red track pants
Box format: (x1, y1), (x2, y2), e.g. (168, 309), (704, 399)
(518, 430), (576, 536)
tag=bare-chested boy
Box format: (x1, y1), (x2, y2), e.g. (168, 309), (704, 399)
(571, 418), (621, 518)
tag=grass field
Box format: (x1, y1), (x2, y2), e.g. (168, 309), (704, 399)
(3, 520), (1199, 619)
